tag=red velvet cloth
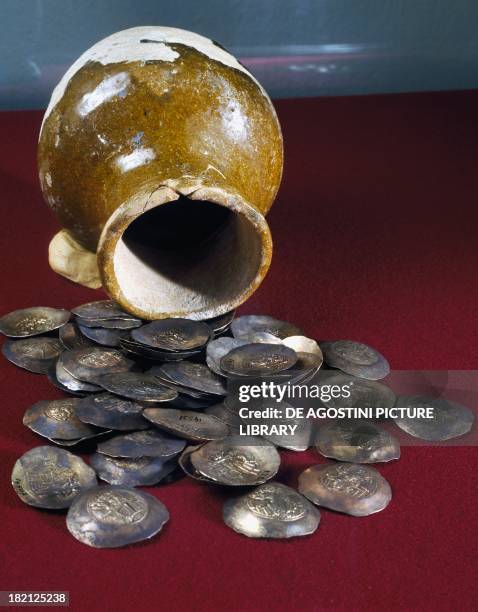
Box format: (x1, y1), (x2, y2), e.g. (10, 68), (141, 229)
(1, 92), (477, 611)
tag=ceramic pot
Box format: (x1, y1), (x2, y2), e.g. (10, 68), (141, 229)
(38, 26), (283, 320)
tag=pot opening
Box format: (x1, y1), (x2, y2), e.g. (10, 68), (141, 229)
(111, 193), (269, 319)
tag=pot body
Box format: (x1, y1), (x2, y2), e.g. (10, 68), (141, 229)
(38, 27), (283, 319)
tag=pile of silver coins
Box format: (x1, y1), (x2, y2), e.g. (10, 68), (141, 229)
(1, 302), (474, 547)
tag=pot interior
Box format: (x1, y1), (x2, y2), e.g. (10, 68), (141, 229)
(112, 194), (267, 319)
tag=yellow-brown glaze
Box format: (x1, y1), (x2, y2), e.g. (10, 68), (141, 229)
(38, 44), (283, 252)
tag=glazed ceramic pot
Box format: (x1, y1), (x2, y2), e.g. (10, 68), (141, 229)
(38, 26), (283, 320)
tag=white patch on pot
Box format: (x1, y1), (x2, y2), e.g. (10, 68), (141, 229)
(77, 72), (131, 117)
(115, 147), (156, 172)
(40, 26), (268, 135)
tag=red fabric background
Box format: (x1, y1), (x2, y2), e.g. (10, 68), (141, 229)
(1, 92), (477, 611)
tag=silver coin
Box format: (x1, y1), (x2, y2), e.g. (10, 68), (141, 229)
(132, 318), (211, 351)
(178, 445), (215, 482)
(75, 393), (149, 430)
(119, 337), (202, 361)
(0, 307), (70, 338)
(12, 446), (97, 509)
(23, 399), (103, 441)
(206, 337), (249, 376)
(47, 366), (85, 396)
(262, 407), (314, 452)
(66, 485), (169, 548)
(231, 315), (303, 340)
(2, 337), (63, 374)
(282, 336), (323, 358)
(149, 368), (217, 401)
(321, 340), (390, 380)
(158, 362), (227, 396)
(90, 453), (175, 486)
(59, 322), (95, 350)
(394, 395), (474, 441)
(143, 408), (229, 442)
(61, 347), (134, 383)
(204, 402), (245, 433)
(273, 351), (323, 384)
(96, 372), (178, 403)
(76, 317), (142, 330)
(315, 371), (396, 412)
(190, 436), (281, 486)
(223, 482), (320, 539)
(298, 463), (392, 516)
(204, 310), (236, 335)
(315, 420), (400, 463)
(71, 300), (137, 321)
(77, 324), (128, 347)
(97, 429), (186, 459)
(220, 343), (298, 377)
(241, 332), (284, 345)
(56, 357), (102, 393)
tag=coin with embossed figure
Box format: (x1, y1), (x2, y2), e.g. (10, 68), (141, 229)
(61, 347), (134, 383)
(2, 337), (63, 374)
(23, 399), (103, 440)
(298, 463), (392, 516)
(97, 429), (185, 459)
(158, 362), (227, 396)
(12, 446), (97, 509)
(66, 485), (169, 548)
(75, 393), (149, 430)
(321, 340), (390, 380)
(77, 324), (128, 347)
(220, 343), (298, 377)
(316, 420), (400, 463)
(315, 371), (396, 414)
(97, 372), (178, 403)
(223, 482), (320, 538)
(231, 315), (303, 340)
(60, 322), (95, 350)
(190, 436), (280, 486)
(143, 408), (230, 442)
(71, 300), (137, 321)
(394, 395), (474, 441)
(90, 453), (175, 486)
(132, 318), (211, 351)
(0, 307), (70, 338)
(56, 357), (102, 393)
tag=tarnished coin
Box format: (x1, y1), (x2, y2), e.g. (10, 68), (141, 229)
(72, 300), (137, 321)
(321, 340), (390, 380)
(2, 337), (63, 374)
(316, 371), (396, 413)
(148, 367), (217, 401)
(61, 347), (134, 383)
(96, 372), (178, 403)
(132, 318), (210, 351)
(66, 485), (169, 548)
(59, 322), (95, 350)
(90, 453), (175, 486)
(204, 310), (236, 335)
(47, 365), (84, 397)
(12, 446), (97, 509)
(97, 429), (185, 459)
(220, 343), (298, 377)
(394, 395), (474, 441)
(143, 408), (229, 442)
(190, 436), (280, 486)
(315, 420), (400, 463)
(77, 324), (128, 347)
(206, 337), (249, 376)
(231, 315), (303, 340)
(75, 393), (149, 431)
(158, 362), (227, 396)
(0, 306), (70, 338)
(56, 358), (102, 393)
(178, 445), (214, 482)
(223, 482), (320, 538)
(205, 402), (245, 433)
(76, 317), (142, 330)
(298, 463), (392, 516)
(23, 399), (103, 441)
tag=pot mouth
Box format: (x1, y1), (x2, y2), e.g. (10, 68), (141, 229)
(97, 185), (272, 320)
